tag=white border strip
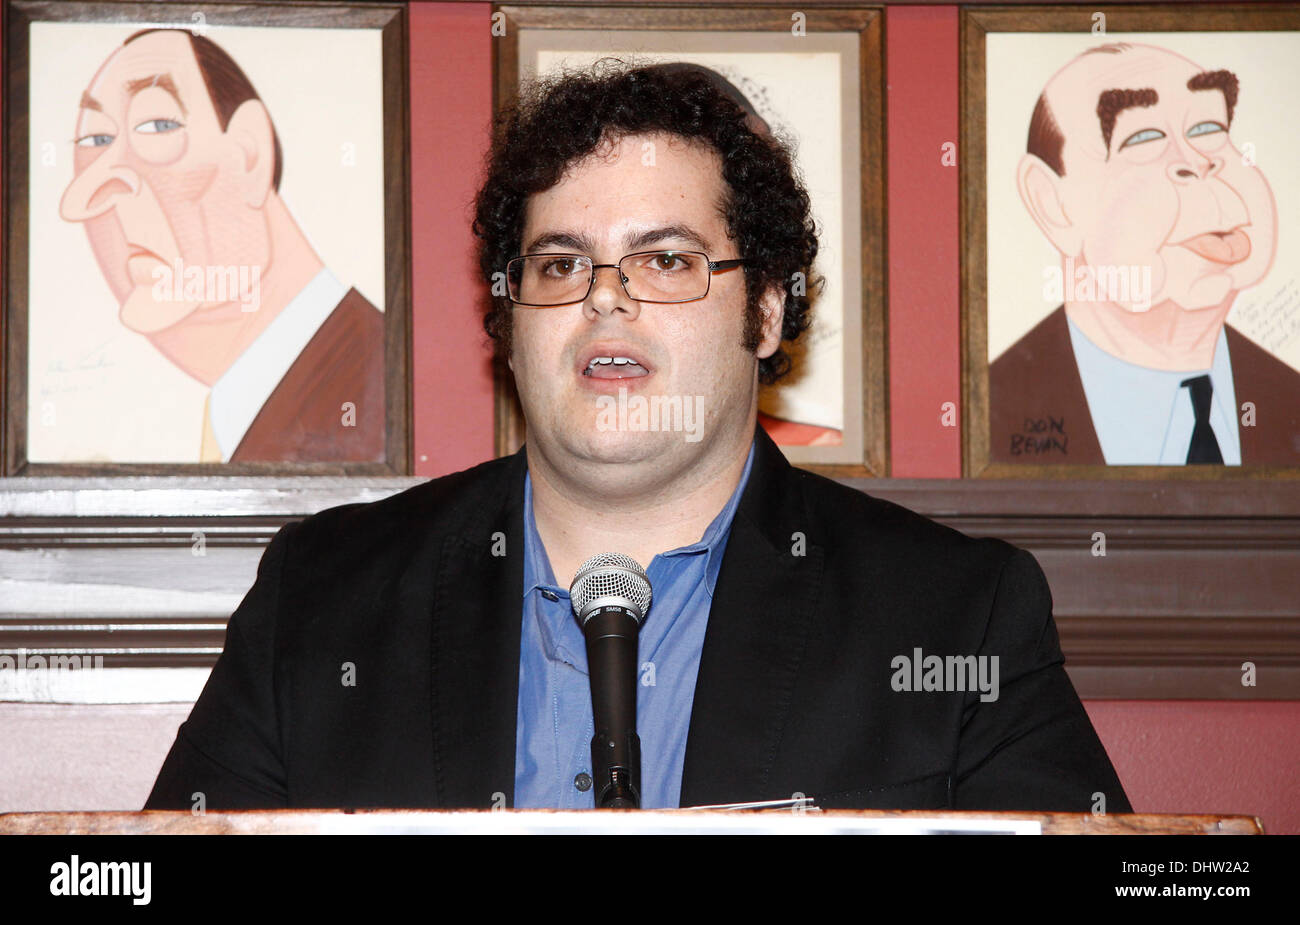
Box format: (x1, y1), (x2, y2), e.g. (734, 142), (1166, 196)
(0, 667), (208, 704)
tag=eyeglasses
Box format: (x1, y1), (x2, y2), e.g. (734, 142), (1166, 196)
(505, 250), (744, 307)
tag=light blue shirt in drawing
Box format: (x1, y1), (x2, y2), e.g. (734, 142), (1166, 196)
(1066, 314), (1241, 466)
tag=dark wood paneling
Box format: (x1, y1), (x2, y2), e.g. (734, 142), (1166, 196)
(2, 476), (1296, 698)
(859, 480), (1300, 698)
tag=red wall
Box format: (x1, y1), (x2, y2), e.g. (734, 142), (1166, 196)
(410, 2), (497, 475)
(1086, 701), (1299, 834)
(408, 2), (1299, 833)
(887, 6), (962, 479)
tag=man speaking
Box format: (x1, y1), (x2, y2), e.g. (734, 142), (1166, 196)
(146, 61), (1130, 813)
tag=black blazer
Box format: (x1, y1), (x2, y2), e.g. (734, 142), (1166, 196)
(145, 427), (1131, 812)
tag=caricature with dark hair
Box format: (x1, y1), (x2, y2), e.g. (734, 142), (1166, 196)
(60, 28), (383, 463)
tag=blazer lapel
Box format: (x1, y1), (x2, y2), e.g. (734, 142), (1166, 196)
(679, 427), (825, 806)
(988, 305), (1105, 465)
(429, 447), (527, 808)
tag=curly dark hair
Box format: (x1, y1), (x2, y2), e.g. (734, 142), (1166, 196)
(471, 58), (821, 385)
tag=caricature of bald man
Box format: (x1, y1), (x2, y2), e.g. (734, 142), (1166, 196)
(990, 43), (1300, 466)
(60, 28), (384, 463)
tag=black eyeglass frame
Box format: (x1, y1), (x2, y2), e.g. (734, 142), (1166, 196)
(504, 250), (746, 307)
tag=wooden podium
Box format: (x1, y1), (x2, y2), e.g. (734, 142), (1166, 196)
(0, 809), (1263, 835)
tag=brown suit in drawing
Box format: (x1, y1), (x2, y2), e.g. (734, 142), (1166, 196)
(230, 287), (385, 463)
(988, 306), (1300, 465)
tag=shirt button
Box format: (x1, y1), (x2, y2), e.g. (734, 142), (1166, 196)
(573, 772), (593, 792)
(541, 590), (559, 602)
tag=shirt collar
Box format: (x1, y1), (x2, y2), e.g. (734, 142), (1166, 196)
(522, 438), (757, 601)
(208, 268), (347, 461)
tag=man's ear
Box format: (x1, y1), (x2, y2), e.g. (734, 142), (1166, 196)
(1016, 153), (1082, 257)
(226, 99), (276, 209)
(754, 283), (785, 360)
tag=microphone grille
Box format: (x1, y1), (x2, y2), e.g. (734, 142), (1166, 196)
(569, 552), (652, 624)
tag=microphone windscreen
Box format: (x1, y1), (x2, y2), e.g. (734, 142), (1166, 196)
(569, 553), (652, 625)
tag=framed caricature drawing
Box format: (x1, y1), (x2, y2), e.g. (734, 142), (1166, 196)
(963, 4), (1300, 479)
(492, 4), (886, 475)
(4, 0), (410, 475)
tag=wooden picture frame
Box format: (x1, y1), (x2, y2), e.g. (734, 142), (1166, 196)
(491, 3), (888, 476)
(3, 0), (411, 476)
(962, 3), (1300, 480)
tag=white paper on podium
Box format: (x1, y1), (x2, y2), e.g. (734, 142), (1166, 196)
(315, 811), (1043, 835)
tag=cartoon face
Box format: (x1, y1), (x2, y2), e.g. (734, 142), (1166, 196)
(59, 30), (276, 335)
(1020, 44), (1277, 312)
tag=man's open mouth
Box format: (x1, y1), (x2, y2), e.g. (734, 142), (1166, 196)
(1180, 228), (1251, 265)
(583, 355), (651, 379)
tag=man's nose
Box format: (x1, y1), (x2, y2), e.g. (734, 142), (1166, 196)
(59, 155), (139, 222)
(1166, 141), (1222, 184)
(583, 263), (642, 322)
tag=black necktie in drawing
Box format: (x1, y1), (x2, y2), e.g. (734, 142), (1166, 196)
(1180, 374), (1223, 465)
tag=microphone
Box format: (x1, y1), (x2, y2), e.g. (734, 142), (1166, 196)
(569, 553), (652, 809)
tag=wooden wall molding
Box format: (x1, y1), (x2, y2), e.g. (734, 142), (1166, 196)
(858, 480), (1300, 699)
(2, 476), (1295, 698)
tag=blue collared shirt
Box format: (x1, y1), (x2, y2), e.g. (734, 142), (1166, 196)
(513, 441), (756, 809)
(1067, 314), (1241, 465)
